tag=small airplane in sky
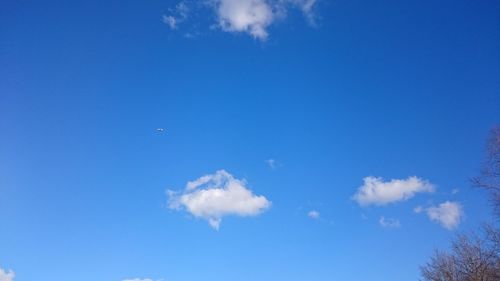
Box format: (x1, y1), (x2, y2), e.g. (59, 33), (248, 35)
(156, 128), (165, 132)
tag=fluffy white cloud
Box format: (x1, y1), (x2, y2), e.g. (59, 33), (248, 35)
(0, 267), (15, 281)
(216, 0), (274, 39)
(379, 216), (401, 228)
(164, 0), (317, 40)
(308, 210), (320, 219)
(352, 176), (435, 206)
(168, 170), (271, 229)
(415, 201), (463, 230)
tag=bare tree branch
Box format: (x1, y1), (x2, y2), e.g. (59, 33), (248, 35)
(421, 126), (500, 281)
(472, 126), (500, 218)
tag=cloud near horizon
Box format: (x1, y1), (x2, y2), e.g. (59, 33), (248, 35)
(167, 170), (271, 229)
(415, 201), (463, 230)
(0, 267), (15, 281)
(352, 176), (435, 206)
(164, 0), (318, 40)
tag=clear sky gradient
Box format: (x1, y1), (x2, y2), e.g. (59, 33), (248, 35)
(1, 0), (499, 280)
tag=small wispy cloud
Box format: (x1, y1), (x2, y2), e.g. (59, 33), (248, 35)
(265, 159), (279, 169)
(0, 267), (15, 281)
(167, 170), (271, 230)
(123, 277), (165, 281)
(352, 176), (435, 206)
(163, 0), (319, 40)
(414, 206), (424, 213)
(414, 201), (463, 230)
(290, 0), (317, 25)
(163, 15), (178, 29)
(379, 216), (401, 228)
(307, 210), (320, 219)
(163, 0), (190, 30)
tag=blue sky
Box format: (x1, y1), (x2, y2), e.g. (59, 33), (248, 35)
(1, 0), (499, 280)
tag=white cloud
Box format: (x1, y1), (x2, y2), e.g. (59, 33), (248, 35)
(0, 267), (15, 281)
(163, 1), (190, 30)
(352, 176), (435, 206)
(265, 159), (278, 169)
(168, 170), (271, 230)
(415, 201), (463, 230)
(163, 15), (177, 29)
(414, 206), (424, 213)
(165, 0), (318, 40)
(379, 216), (401, 228)
(289, 0), (317, 24)
(308, 210), (320, 219)
(215, 0), (274, 40)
